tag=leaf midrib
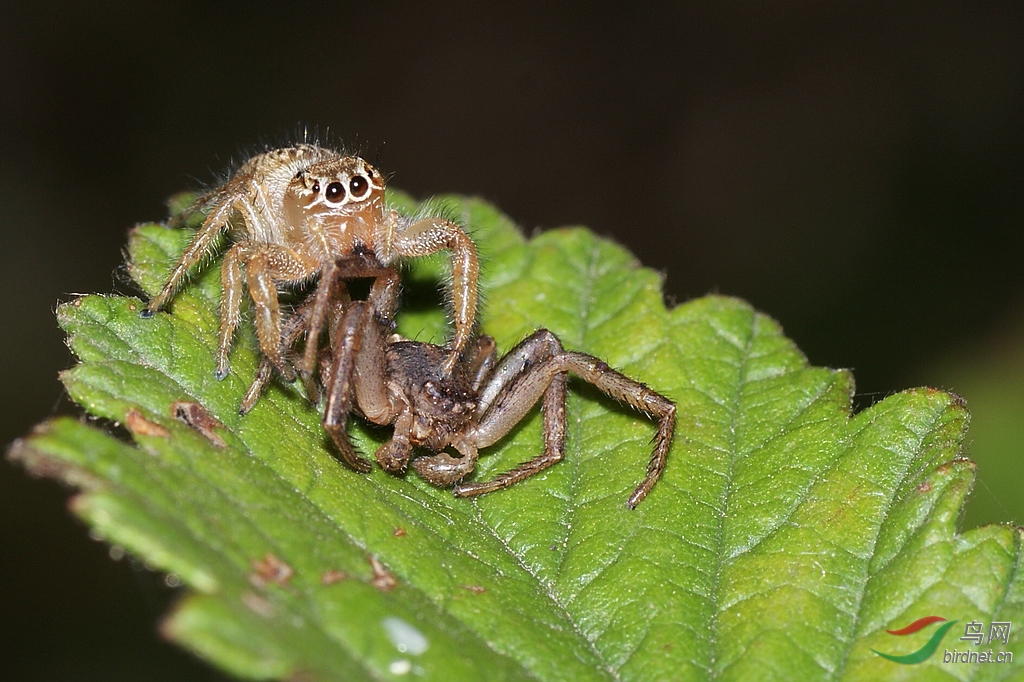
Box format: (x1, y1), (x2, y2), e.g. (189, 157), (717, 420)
(705, 310), (757, 678)
(826, 400), (952, 680)
(549, 238), (627, 678)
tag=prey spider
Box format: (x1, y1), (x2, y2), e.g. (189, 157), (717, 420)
(246, 277), (676, 508)
(142, 144), (479, 382)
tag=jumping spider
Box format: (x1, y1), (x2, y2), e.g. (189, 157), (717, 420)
(142, 144), (479, 382)
(246, 280), (677, 508)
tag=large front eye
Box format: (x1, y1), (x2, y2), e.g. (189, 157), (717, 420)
(349, 174), (370, 199)
(325, 182), (346, 203)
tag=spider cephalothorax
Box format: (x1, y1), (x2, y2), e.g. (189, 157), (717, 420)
(143, 144), (479, 382)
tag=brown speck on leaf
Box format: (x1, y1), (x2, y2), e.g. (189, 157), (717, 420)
(241, 590), (275, 618)
(172, 401), (227, 448)
(125, 409), (170, 439)
(368, 555), (397, 592)
(393, 527), (407, 537)
(321, 569), (349, 586)
(460, 584), (487, 594)
(250, 553), (294, 588)
(917, 481), (932, 493)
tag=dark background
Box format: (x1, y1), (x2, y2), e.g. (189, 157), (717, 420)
(2, 2), (1022, 680)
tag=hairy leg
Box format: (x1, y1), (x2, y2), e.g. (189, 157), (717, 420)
(299, 254), (400, 381)
(381, 212), (479, 376)
(143, 200), (233, 315)
(321, 301), (374, 472)
(215, 242), (318, 380)
(239, 293), (325, 414)
(457, 329), (675, 508)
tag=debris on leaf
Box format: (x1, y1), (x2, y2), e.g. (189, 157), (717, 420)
(172, 401), (226, 448)
(368, 555), (397, 592)
(320, 569), (349, 586)
(125, 409), (170, 439)
(249, 553), (294, 588)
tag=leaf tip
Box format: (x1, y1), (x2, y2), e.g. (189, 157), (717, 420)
(6, 422), (100, 488)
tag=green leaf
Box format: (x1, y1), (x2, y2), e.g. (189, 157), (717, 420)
(10, 193), (1024, 680)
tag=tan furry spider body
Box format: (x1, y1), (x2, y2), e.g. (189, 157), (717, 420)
(143, 144), (479, 381)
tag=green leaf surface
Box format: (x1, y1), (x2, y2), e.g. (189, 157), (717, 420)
(10, 193), (1024, 680)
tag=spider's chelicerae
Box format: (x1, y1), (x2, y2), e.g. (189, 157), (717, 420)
(142, 144), (479, 382)
(246, 285), (677, 509)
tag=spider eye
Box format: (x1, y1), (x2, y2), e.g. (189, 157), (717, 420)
(349, 174), (370, 199)
(311, 180), (320, 193)
(325, 182), (346, 203)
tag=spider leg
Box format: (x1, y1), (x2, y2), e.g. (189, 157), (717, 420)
(413, 437), (481, 487)
(216, 242), (318, 381)
(297, 259), (340, 381)
(216, 243), (246, 380)
(474, 330), (558, 417)
(303, 295), (350, 404)
(456, 329), (675, 508)
(350, 288), (394, 426)
(239, 293), (324, 414)
(466, 336), (497, 392)
(554, 349), (675, 508)
(454, 330), (568, 498)
(143, 200), (233, 316)
(239, 359), (274, 416)
(374, 411), (414, 473)
(298, 254), (400, 383)
(380, 211), (479, 377)
(321, 301), (374, 473)
(363, 261), (401, 323)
